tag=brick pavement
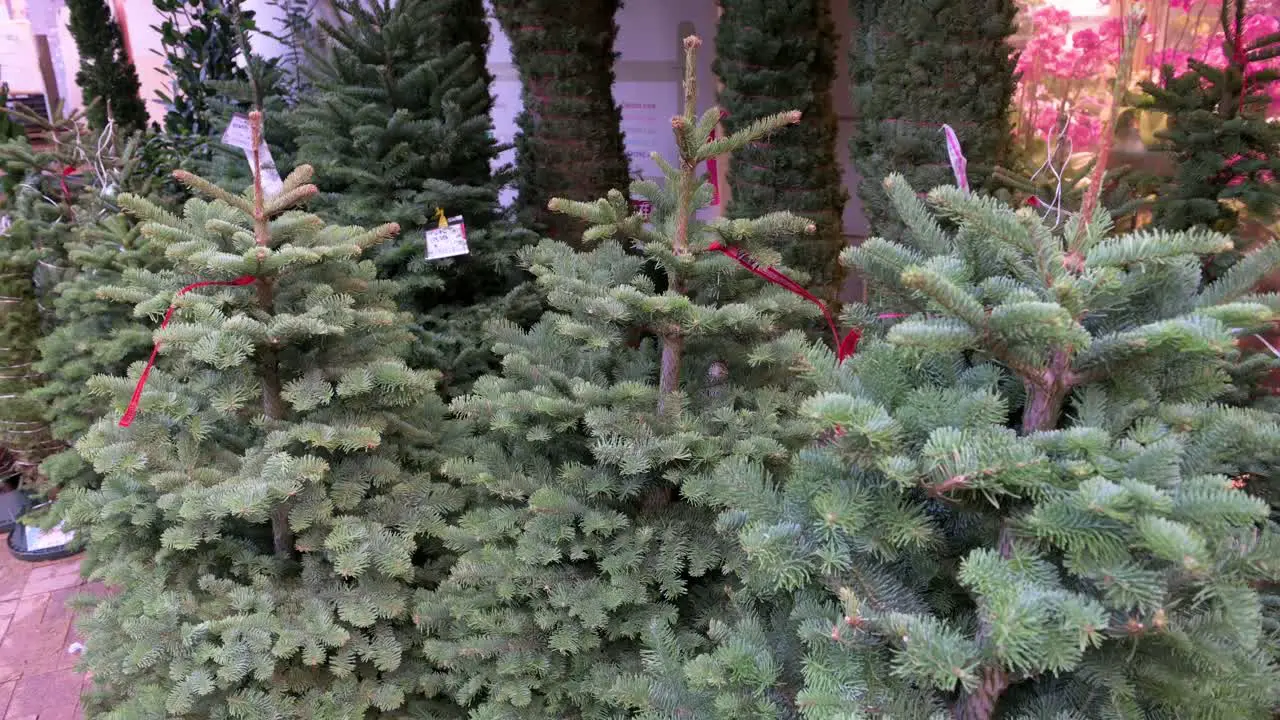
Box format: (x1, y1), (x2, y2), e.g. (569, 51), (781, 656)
(0, 550), (89, 719)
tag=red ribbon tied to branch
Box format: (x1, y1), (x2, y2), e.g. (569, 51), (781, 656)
(705, 241), (861, 362)
(118, 276), (257, 428)
(59, 166), (77, 202)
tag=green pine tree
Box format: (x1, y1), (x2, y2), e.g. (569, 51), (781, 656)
(154, 0), (253, 147)
(65, 0), (149, 132)
(414, 36), (831, 717)
(60, 113), (470, 717)
(0, 190), (56, 483)
(620, 175), (1280, 719)
(850, 0), (1018, 243)
(291, 0), (536, 394)
(0, 109), (97, 485)
(715, 0), (847, 310)
(491, 0), (632, 243)
(1140, 0), (1280, 278)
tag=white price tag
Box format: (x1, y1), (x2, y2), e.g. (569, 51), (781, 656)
(222, 114), (283, 195)
(221, 113), (254, 151)
(245, 142), (284, 196)
(425, 216), (469, 260)
(0, 215), (10, 236)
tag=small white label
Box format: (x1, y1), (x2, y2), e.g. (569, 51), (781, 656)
(221, 113), (254, 151)
(243, 143), (284, 196)
(425, 216), (469, 260)
(0, 215), (9, 236)
(25, 521), (74, 551)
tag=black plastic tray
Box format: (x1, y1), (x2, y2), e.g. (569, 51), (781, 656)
(7, 518), (82, 562)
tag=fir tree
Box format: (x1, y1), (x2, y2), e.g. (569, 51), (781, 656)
(0, 190), (56, 482)
(622, 176), (1280, 719)
(415, 36), (829, 717)
(850, 0), (1018, 243)
(1140, 0), (1280, 277)
(65, 0), (149, 133)
(60, 112), (469, 717)
(491, 0), (632, 242)
(154, 0), (252, 144)
(715, 0), (847, 309)
(292, 0), (535, 394)
(0, 110), (96, 485)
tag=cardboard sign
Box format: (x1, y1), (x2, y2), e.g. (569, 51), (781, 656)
(425, 216), (468, 260)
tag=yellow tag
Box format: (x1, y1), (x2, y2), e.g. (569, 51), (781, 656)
(434, 208), (448, 229)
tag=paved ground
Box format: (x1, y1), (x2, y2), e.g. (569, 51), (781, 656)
(0, 550), (89, 719)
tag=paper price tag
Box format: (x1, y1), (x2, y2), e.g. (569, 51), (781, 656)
(247, 142), (284, 196)
(425, 216), (468, 260)
(221, 113), (254, 151)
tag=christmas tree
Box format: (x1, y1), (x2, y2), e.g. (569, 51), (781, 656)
(0, 189), (56, 482)
(414, 36), (835, 717)
(154, 0), (253, 148)
(0, 109), (95, 484)
(715, 0), (847, 309)
(292, 0), (535, 394)
(65, 0), (149, 132)
(491, 0), (632, 242)
(32, 131), (171, 495)
(850, 0), (1019, 243)
(1140, 0), (1280, 276)
(621, 175), (1280, 718)
(61, 112), (470, 717)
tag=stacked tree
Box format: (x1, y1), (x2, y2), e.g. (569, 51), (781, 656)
(619, 177), (1280, 718)
(414, 36), (829, 717)
(60, 115), (470, 716)
(491, 0), (631, 242)
(0, 191), (54, 482)
(292, 0), (535, 393)
(0, 112), (94, 483)
(850, 0), (1018, 242)
(715, 0), (846, 308)
(65, 0), (148, 132)
(1141, 0), (1280, 277)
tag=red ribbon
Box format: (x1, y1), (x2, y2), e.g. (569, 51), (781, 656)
(59, 166), (77, 202)
(706, 241), (860, 362)
(119, 276), (256, 428)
